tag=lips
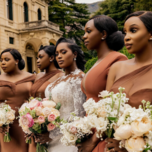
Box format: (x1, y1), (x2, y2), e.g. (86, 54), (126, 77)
(84, 41), (89, 46)
(2, 67), (6, 70)
(125, 43), (132, 49)
(37, 65), (41, 68)
(58, 60), (64, 64)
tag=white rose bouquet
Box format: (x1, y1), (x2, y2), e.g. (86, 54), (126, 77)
(114, 100), (152, 152)
(60, 87), (129, 146)
(83, 87), (129, 139)
(19, 97), (61, 152)
(0, 102), (15, 142)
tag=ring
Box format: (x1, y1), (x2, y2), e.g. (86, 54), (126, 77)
(112, 148), (115, 152)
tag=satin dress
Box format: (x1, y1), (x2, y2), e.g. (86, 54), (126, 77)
(81, 51), (128, 152)
(0, 75), (35, 152)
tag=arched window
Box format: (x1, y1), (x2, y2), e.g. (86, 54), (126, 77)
(7, 0), (13, 20)
(23, 2), (28, 22)
(38, 9), (42, 20)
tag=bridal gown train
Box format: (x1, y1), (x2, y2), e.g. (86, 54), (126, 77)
(45, 69), (86, 152)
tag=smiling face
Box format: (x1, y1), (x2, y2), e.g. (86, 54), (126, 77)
(124, 16), (151, 54)
(0, 52), (17, 73)
(55, 43), (76, 69)
(83, 19), (102, 50)
(37, 50), (52, 70)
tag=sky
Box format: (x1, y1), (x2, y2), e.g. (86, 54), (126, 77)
(75, 0), (102, 4)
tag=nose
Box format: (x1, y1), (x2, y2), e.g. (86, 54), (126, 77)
(1, 60), (6, 65)
(124, 32), (131, 42)
(37, 58), (40, 64)
(83, 32), (87, 40)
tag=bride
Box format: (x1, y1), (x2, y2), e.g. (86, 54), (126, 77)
(36, 38), (86, 152)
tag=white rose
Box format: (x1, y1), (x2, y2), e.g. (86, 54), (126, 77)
(131, 116), (152, 137)
(0, 109), (7, 126)
(6, 110), (15, 121)
(42, 107), (52, 117)
(98, 90), (109, 98)
(35, 106), (43, 116)
(65, 131), (77, 144)
(19, 103), (29, 113)
(114, 124), (132, 140)
(125, 137), (145, 152)
(42, 100), (56, 108)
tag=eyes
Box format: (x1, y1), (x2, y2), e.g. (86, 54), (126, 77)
(0, 58), (10, 62)
(36, 55), (43, 59)
(55, 50), (67, 56)
(123, 28), (138, 35)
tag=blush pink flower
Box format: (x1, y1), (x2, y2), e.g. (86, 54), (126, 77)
(70, 126), (77, 134)
(38, 116), (45, 124)
(48, 114), (56, 122)
(21, 113), (34, 128)
(47, 123), (56, 131)
(29, 99), (41, 110)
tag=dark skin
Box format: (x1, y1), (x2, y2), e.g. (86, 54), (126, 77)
(31, 49), (64, 144)
(35, 42), (84, 144)
(0, 51), (35, 151)
(106, 17), (152, 152)
(76, 19), (114, 152)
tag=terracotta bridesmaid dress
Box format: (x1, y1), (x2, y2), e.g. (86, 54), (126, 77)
(110, 64), (152, 108)
(81, 51), (128, 152)
(0, 75), (35, 152)
(31, 70), (62, 98)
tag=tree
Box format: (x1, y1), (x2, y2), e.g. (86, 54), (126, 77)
(48, 0), (90, 45)
(134, 0), (152, 11)
(94, 0), (135, 31)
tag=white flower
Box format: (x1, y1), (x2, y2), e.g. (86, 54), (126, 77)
(42, 107), (52, 117)
(42, 100), (56, 108)
(19, 103), (29, 113)
(0, 109), (7, 126)
(98, 90), (109, 98)
(6, 110), (15, 121)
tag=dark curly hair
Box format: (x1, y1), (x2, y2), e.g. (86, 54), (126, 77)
(125, 11), (152, 32)
(90, 15), (124, 51)
(55, 38), (86, 71)
(0, 48), (25, 70)
(39, 45), (60, 69)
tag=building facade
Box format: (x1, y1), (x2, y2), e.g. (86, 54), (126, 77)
(0, 0), (63, 73)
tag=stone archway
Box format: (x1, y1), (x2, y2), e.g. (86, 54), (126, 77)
(49, 39), (56, 46)
(24, 38), (42, 73)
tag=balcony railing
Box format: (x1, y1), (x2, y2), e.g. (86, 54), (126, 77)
(19, 20), (60, 31)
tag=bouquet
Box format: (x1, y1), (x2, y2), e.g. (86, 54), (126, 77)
(114, 100), (152, 152)
(19, 97), (61, 152)
(60, 87), (129, 146)
(0, 102), (15, 142)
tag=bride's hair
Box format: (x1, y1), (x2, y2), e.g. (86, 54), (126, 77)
(55, 38), (86, 71)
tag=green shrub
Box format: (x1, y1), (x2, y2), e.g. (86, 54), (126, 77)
(119, 47), (135, 59)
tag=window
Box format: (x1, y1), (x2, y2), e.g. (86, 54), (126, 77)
(38, 9), (42, 20)
(6, 0), (13, 20)
(23, 2), (28, 22)
(9, 37), (14, 44)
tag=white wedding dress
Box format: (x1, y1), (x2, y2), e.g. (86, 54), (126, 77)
(45, 69), (86, 152)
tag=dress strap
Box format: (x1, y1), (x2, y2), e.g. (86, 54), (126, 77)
(15, 75), (36, 85)
(0, 81), (16, 94)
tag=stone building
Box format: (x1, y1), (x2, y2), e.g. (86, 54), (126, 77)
(0, 0), (63, 73)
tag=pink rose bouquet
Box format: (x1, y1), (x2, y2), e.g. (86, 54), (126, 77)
(19, 97), (61, 152)
(0, 102), (15, 142)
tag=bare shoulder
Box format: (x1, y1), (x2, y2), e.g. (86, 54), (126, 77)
(35, 72), (45, 81)
(0, 73), (7, 80)
(56, 71), (64, 78)
(22, 71), (33, 77)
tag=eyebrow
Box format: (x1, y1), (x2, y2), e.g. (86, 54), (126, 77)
(86, 27), (91, 30)
(130, 24), (139, 27)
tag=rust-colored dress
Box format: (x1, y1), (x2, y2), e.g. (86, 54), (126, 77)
(110, 64), (152, 108)
(0, 75), (36, 152)
(81, 51), (128, 152)
(31, 70), (62, 98)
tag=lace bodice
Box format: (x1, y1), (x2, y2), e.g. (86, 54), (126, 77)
(45, 69), (86, 152)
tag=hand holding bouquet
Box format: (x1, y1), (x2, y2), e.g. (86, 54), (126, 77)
(114, 100), (152, 152)
(0, 102), (15, 142)
(19, 97), (61, 152)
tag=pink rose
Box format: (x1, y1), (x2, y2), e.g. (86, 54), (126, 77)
(47, 123), (56, 131)
(70, 126), (77, 134)
(48, 114), (56, 122)
(38, 116), (45, 124)
(29, 99), (41, 110)
(21, 113), (34, 128)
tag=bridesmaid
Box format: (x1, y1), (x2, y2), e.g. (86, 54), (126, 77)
(106, 11), (152, 152)
(31, 45), (64, 98)
(76, 15), (128, 152)
(0, 48), (35, 152)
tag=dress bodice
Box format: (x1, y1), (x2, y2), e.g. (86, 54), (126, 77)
(81, 51), (127, 102)
(45, 69), (86, 152)
(110, 64), (152, 108)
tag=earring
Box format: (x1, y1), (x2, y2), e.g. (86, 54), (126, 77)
(50, 60), (53, 62)
(101, 38), (105, 40)
(150, 38), (152, 40)
(15, 63), (18, 65)
(74, 58), (76, 61)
